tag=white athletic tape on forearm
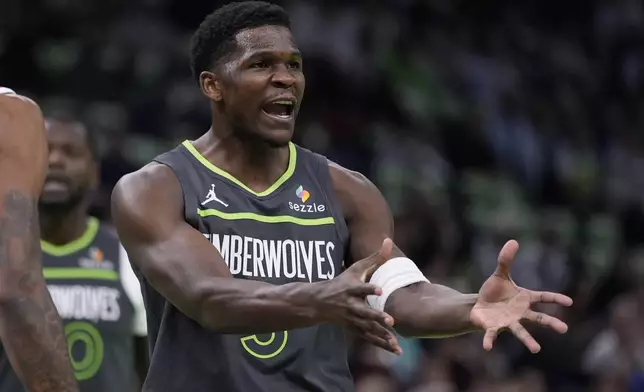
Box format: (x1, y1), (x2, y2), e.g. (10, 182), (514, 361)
(366, 257), (430, 311)
(0, 87), (16, 95)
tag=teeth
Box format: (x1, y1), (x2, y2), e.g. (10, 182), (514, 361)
(262, 109), (292, 119)
(274, 100), (293, 105)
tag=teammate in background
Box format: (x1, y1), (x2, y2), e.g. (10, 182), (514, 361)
(0, 88), (78, 392)
(111, 2), (573, 391)
(38, 116), (148, 391)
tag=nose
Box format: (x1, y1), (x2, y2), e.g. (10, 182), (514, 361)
(48, 148), (66, 169)
(270, 64), (296, 88)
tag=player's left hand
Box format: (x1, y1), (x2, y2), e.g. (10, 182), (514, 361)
(469, 240), (573, 354)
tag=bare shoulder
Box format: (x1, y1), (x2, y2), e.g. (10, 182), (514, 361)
(328, 160), (379, 194)
(111, 162), (184, 242)
(327, 160), (386, 220)
(112, 162), (181, 209)
(327, 159), (395, 261)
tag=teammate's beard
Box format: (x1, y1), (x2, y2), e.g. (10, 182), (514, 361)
(38, 189), (87, 216)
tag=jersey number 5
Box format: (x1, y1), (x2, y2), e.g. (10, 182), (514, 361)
(65, 322), (104, 381)
(240, 331), (288, 359)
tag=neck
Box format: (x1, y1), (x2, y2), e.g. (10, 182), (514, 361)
(40, 203), (89, 246)
(194, 128), (290, 193)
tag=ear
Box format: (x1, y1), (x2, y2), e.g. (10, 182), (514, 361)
(200, 71), (223, 102)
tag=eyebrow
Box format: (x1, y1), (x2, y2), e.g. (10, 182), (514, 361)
(244, 50), (302, 60)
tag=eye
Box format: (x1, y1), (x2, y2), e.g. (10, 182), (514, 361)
(287, 61), (302, 70)
(250, 61), (269, 69)
(63, 145), (83, 157)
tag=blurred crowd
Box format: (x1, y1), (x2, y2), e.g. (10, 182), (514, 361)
(3, 0), (644, 390)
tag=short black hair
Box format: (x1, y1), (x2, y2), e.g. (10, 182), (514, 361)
(45, 114), (99, 160)
(190, 1), (291, 83)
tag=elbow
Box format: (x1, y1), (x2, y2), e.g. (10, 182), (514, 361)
(196, 295), (249, 333)
(144, 266), (235, 332)
(190, 283), (237, 333)
(191, 282), (263, 334)
(148, 265), (258, 333)
(195, 299), (238, 333)
(195, 296), (224, 331)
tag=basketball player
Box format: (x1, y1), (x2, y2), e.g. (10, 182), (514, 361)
(33, 116), (146, 391)
(0, 88), (78, 391)
(111, 2), (573, 391)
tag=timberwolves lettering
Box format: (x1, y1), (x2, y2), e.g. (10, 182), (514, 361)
(48, 285), (121, 323)
(204, 233), (337, 282)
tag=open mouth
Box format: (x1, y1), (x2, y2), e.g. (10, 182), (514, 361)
(43, 174), (71, 191)
(43, 179), (70, 193)
(262, 100), (295, 120)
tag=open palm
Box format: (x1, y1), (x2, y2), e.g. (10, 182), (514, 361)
(470, 240), (573, 354)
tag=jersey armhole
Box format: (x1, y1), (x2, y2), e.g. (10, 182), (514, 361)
(310, 152), (350, 254)
(119, 244), (148, 336)
(153, 156), (200, 228)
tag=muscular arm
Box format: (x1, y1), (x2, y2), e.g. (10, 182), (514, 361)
(330, 162), (479, 338)
(0, 93), (78, 391)
(112, 164), (334, 334)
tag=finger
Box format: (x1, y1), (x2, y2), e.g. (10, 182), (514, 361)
(347, 283), (382, 297)
(350, 316), (394, 344)
(361, 331), (403, 355)
(482, 327), (500, 351)
(509, 322), (540, 354)
(356, 319), (401, 355)
(529, 291), (573, 307)
(365, 320), (399, 346)
(349, 300), (395, 327)
(351, 238), (394, 281)
(362, 238), (393, 280)
(494, 240), (519, 279)
(523, 310), (568, 334)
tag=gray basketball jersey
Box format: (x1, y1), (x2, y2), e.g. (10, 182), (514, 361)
(141, 141), (353, 392)
(0, 218), (147, 392)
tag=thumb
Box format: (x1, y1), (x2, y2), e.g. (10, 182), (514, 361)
(495, 239), (519, 279)
(354, 238), (393, 282)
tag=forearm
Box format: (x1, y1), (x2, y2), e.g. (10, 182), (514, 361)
(0, 276), (78, 392)
(0, 190), (77, 391)
(197, 279), (325, 334)
(385, 282), (480, 338)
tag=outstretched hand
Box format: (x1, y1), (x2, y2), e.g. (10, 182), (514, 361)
(470, 240), (573, 354)
(319, 238), (403, 355)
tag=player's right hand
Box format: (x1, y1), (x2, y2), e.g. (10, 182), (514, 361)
(313, 238), (402, 355)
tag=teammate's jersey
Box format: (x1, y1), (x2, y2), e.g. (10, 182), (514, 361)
(0, 217), (147, 392)
(141, 141), (353, 392)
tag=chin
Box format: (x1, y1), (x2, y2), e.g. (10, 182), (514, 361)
(265, 136), (292, 148)
(39, 194), (71, 207)
(39, 192), (84, 213)
(253, 127), (294, 148)
(251, 114), (296, 147)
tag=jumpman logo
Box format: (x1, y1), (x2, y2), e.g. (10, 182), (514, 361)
(202, 184), (228, 207)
